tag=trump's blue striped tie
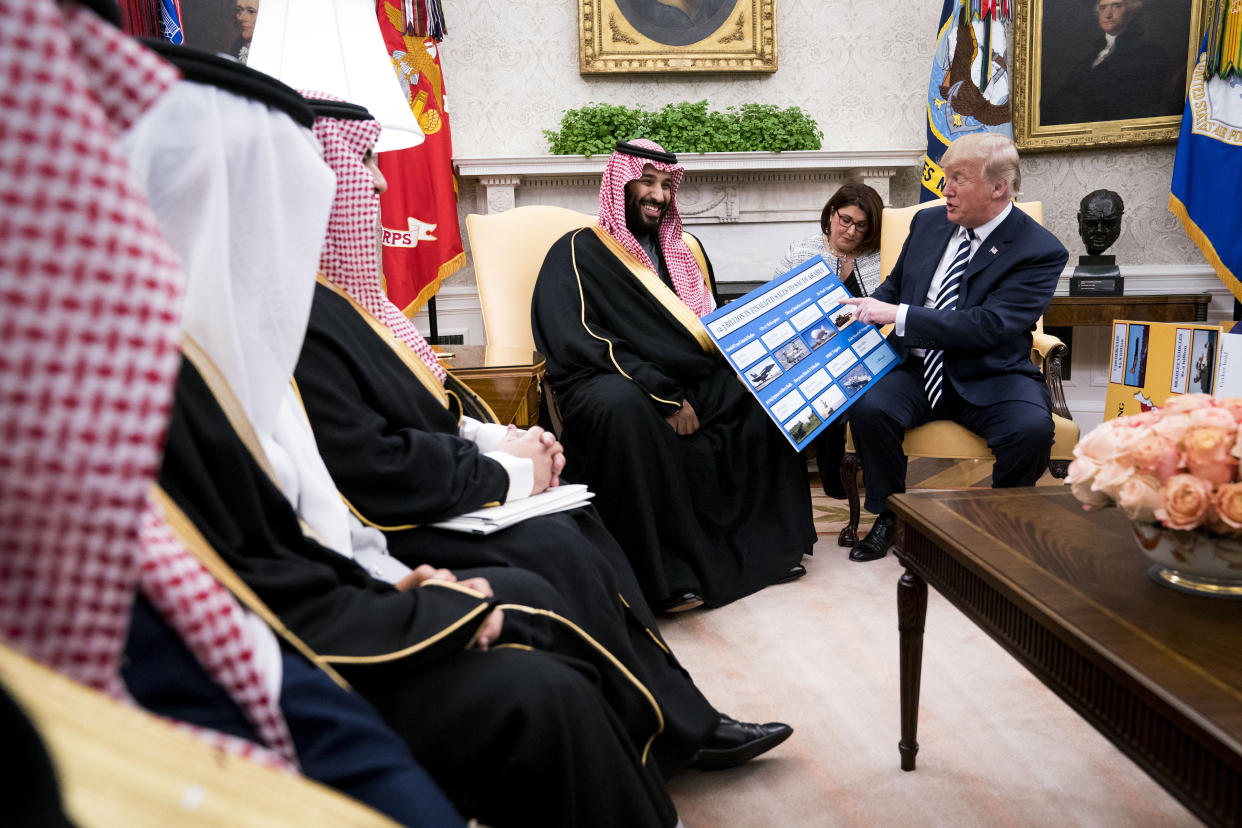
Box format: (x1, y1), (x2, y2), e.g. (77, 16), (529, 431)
(922, 228), (976, 409)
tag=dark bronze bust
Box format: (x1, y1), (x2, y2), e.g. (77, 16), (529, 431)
(1070, 189), (1124, 295)
(1077, 189), (1124, 256)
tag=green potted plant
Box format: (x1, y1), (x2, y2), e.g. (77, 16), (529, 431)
(543, 100), (823, 156)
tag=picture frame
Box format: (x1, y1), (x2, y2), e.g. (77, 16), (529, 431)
(177, 0), (257, 63)
(578, 0), (776, 74)
(1013, 0), (1205, 151)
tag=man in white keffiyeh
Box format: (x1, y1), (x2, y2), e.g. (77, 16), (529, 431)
(532, 140), (817, 613)
(110, 35), (465, 826)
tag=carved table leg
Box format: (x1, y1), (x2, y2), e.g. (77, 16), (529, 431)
(898, 567), (928, 771)
(837, 452), (863, 547)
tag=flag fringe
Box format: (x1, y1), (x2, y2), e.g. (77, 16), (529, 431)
(400, 251), (466, 318)
(1169, 193), (1242, 304)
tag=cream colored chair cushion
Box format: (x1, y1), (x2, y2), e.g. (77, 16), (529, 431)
(465, 206), (597, 351)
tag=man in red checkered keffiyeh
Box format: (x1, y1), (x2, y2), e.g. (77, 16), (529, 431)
(531, 140), (817, 616)
(0, 0), (295, 773)
(308, 92), (448, 384)
(597, 139), (715, 318)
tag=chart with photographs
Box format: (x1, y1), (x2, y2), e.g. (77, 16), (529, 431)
(702, 255), (899, 451)
(1103, 320), (1226, 419)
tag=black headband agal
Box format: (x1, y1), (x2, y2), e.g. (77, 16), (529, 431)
(305, 99), (375, 122)
(615, 141), (677, 165)
(139, 39), (315, 127)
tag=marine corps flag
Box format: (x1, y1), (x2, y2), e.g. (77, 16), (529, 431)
(1170, 3), (1242, 302)
(920, 0), (1013, 201)
(375, 0), (463, 316)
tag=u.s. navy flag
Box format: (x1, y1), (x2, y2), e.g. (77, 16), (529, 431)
(920, 0), (1013, 201)
(1170, 18), (1242, 302)
(375, 0), (464, 317)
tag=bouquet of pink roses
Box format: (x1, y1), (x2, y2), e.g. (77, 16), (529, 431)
(1067, 394), (1242, 532)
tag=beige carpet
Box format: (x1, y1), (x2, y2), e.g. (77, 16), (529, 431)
(661, 471), (1201, 827)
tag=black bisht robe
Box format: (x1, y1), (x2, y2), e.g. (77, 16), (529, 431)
(293, 279), (717, 777)
(159, 347), (678, 828)
(532, 227), (817, 608)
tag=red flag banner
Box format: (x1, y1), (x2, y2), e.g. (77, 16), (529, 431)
(375, 1), (464, 316)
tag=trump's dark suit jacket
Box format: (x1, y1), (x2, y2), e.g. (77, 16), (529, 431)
(872, 205), (1068, 409)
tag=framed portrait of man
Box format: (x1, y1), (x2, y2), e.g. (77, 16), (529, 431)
(177, 0), (259, 64)
(579, 0), (776, 73)
(1013, 0), (1205, 150)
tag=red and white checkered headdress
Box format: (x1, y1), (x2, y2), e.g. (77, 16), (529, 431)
(597, 139), (714, 318)
(307, 91), (448, 383)
(0, 0), (183, 696)
(0, 3), (296, 768)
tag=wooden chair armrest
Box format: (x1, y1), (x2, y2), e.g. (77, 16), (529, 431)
(1031, 331), (1072, 421)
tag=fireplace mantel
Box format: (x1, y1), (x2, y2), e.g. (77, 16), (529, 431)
(454, 149), (926, 220)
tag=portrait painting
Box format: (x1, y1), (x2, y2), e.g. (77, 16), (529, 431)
(178, 0), (259, 63)
(579, 0), (776, 73)
(1013, 0), (1205, 150)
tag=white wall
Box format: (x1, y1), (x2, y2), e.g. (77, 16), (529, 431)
(439, 0), (1205, 273)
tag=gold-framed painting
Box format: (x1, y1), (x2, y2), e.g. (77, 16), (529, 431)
(579, 0), (776, 74)
(1013, 0), (1205, 151)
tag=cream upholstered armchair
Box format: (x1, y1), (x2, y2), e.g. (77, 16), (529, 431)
(838, 199), (1079, 547)
(464, 205), (597, 430)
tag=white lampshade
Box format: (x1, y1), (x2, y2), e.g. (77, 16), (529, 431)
(246, 0), (424, 152)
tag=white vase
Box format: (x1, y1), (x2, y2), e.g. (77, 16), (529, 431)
(1131, 523), (1242, 599)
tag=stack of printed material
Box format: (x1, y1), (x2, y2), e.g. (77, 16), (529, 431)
(430, 484), (594, 535)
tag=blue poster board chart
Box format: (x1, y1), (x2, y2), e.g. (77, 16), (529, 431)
(702, 255), (899, 451)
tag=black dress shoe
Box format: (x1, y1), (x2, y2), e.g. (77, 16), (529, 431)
(850, 510), (894, 562)
(774, 563), (807, 584)
(656, 591), (704, 614)
(685, 714), (793, 771)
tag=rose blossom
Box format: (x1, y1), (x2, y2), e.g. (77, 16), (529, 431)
(1155, 474), (1215, 530)
(1189, 406), (1238, 430)
(1066, 456), (1110, 508)
(1120, 411), (1162, 428)
(1117, 474), (1163, 523)
(1162, 394), (1213, 414)
(1090, 459), (1135, 501)
(1127, 431), (1182, 481)
(1183, 426), (1237, 486)
(1214, 483), (1242, 531)
(1216, 398), (1242, 423)
(1153, 413), (1193, 445)
(1074, 419), (1138, 463)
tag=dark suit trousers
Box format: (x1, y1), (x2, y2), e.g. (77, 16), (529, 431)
(849, 358), (1055, 514)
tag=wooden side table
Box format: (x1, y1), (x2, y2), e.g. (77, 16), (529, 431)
(439, 345), (546, 427)
(1045, 293), (1211, 326)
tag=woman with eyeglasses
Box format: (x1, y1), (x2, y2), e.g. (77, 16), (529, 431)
(773, 182), (884, 498)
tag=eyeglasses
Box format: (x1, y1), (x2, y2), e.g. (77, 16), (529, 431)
(834, 212), (869, 234)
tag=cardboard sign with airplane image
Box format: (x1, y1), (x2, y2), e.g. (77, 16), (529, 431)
(702, 255), (899, 451)
(1103, 320), (1242, 419)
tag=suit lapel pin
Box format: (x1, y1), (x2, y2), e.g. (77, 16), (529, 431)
(989, 246), (998, 255)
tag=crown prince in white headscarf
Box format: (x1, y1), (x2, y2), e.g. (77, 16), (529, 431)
(532, 140), (816, 614)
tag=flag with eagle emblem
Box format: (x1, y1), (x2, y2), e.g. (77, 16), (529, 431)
(375, 0), (463, 316)
(920, 0), (1013, 201)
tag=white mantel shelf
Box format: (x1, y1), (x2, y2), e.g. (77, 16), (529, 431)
(453, 149), (926, 218)
(454, 149), (927, 178)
